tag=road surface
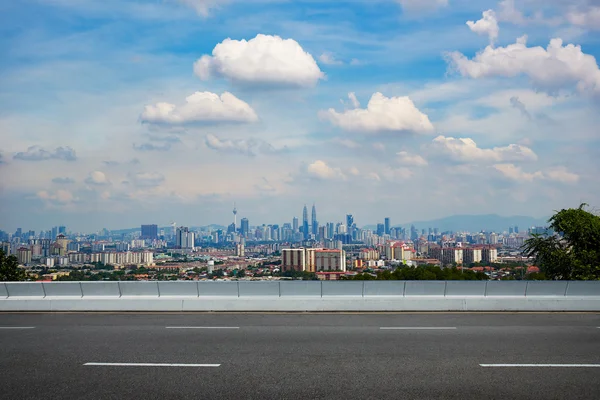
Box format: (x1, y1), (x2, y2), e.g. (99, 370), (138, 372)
(1, 313), (599, 399)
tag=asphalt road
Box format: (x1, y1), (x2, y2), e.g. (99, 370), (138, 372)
(1, 313), (599, 400)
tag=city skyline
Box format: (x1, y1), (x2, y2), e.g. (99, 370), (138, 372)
(1, 1), (598, 231)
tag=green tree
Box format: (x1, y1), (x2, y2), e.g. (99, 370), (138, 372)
(0, 250), (26, 281)
(522, 204), (600, 280)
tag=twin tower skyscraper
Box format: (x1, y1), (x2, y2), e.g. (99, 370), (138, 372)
(302, 204), (318, 240)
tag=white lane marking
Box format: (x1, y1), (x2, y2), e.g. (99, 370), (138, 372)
(0, 327), (35, 329)
(380, 327), (457, 330)
(166, 326), (240, 329)
(84, 363), (220, 367)
(480, 364), (600, 368)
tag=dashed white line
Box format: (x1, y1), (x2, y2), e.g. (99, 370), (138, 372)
(480, 364), (600, 368)
(0, 327), (35, 329)
(84, 363), (220, 367)
(165, 326), (240, 329)
(380, 327), (457, 330)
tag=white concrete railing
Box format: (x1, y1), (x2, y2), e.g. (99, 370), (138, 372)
(1, 281), (599, 311)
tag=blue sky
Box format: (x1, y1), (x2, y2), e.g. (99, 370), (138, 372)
(1, 0), (600, 232)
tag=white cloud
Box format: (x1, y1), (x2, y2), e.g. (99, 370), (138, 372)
(545, 166), (580, 183)
(567, 7), (600, 29)
(204, 134), (276, 156)
(36, 189), (75, 204)
(194, 34), (324, 88)
(140, 91), (258, 125)
(331, 138), (360, 149)
(320, 92), (434, 134)
(397, 0), (448, 12)
(493, 163), (544, 182)
(14, 146), (77, 161)
(347, 92), (360, 109)
(372, 142), (385, 151)
(132, 172), (165, 187)
(306, 160), (345, 180)
(397, 151), (428, 166)
(431, 136), (538, 163)
(175, 0), (226, 17)
(466, 10), (499, 44)
(497, 0), (562, 26)
(446, 36), (600, 95)
(319, 52), (343, 65)
(85, 171), (109, 186)
(494, 164), (579, 183)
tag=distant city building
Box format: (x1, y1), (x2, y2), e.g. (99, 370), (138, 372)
(240, 218), (249, 238)
(463, 248), (483, 265)
(311, 204), (318, 236)
(384, 217), (390, 235)
(482, 247), (498, 263)
(315, 249), (346, 272)
(141, 224), (158, 240)
(376, 223), (385, 237)
(282, 248), (307, 272)
(176, 227), (195, 249)
(292, 217), (299, 232)
(17, 247), (32, 265)
(302, 205), (309, 240)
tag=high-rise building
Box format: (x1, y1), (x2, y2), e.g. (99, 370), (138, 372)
(311, 204), (318, 236)
(376, 223), (385, 237)
(58, 226), (66, 235)
(410, 225), (418, 241)
(51, 226), (58, 239)
(384, 217), (390, 235)
(141, 224), (158, 240)
(315, 249), (346, 272)
(240, 218), (249, 238)
(326, 222), (335, 239)
(282, 248), (307, 272)
(176, 227), (195, 249)
(17, 247), (32, 265)
(302, 205), (309, 239)
(514, 226), (519, 234)
(346, 214), (354, 229)
(292, 217), (299, 232)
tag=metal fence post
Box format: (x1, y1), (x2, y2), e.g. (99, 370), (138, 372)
(278, 281), (281, 297)
(237, 281), (240, 297)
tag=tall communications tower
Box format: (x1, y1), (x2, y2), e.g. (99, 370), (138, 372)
(233, 203), (238, 229)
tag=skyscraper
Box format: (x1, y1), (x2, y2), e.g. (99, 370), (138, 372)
(384, 217), (390, 235)
(302, 205), (309, 239)
(292, 217), (299, 232)
(346, 214), (354, 229)
(376, 223), (385, 236)
(240, 218), (249, 238)
(141, 224), (158, 240)
(311, 204), (318, 235)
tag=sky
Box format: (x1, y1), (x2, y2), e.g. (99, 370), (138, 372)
(1, 0), (600, 232)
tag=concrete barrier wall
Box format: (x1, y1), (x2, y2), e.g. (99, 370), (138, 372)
(1, 281), (599, 311)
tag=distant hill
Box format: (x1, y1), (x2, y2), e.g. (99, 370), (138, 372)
(365, 214), (549, 233)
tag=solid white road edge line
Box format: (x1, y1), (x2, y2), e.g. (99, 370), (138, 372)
(165, 327), (240, 329)
(480, 364), (600, 368)
(0, 327), (35, 329)
(84, 363), (220, 367)
(380, 327), (457, 330)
